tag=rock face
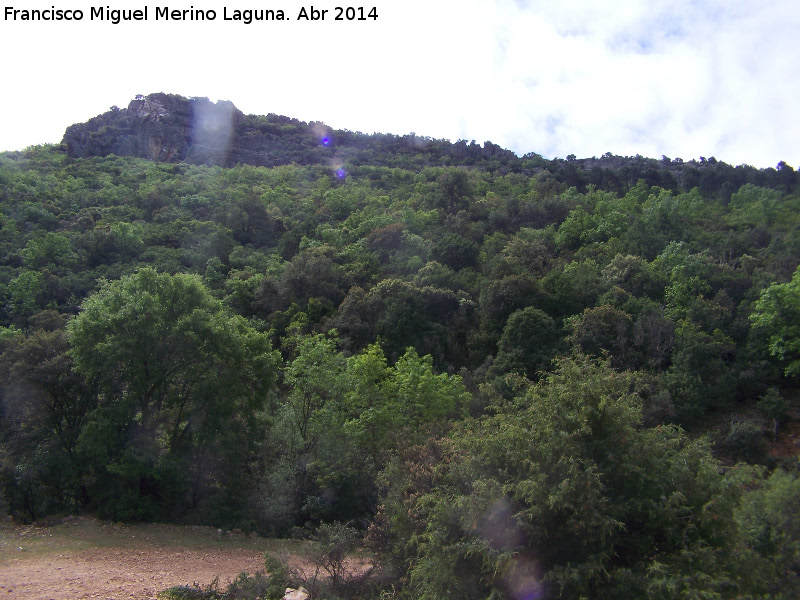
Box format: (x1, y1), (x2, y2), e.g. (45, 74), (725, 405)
(63, 93), (244, 165)
(60, 93), (520, 170)
(64, 93), (762, 192)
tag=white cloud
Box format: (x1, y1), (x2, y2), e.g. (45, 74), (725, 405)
(0, 0), (797, 168)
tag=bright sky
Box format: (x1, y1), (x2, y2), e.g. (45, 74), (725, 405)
(1, 0), (798, 168)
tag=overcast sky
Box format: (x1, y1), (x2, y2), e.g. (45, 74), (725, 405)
(1, 0), (798, 168)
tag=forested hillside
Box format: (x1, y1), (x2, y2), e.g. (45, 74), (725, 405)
(2, 97), (800, 598)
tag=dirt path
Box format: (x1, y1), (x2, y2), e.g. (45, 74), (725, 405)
(0, 517), (294, 600)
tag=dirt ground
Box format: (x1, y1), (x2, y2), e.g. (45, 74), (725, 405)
(0, 516), (297, 600)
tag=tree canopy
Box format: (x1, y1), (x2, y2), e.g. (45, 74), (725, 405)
(0, 131), (799, 599)
(751, 265), (800, 376)
(67, 268), (278, 521)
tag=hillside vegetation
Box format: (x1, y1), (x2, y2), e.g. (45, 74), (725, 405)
(1, 96), (800, 598)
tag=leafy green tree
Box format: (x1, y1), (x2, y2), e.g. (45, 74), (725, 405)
(602, 254), (663, 299)
(283, 333), (346, 446)
(335, 278), (467, 368)
(336, 344), (469, 460)
(663, 320), (737, 419)
(719, 417), (766, 463)
(280, 247), (345, 305)
(726, 183), (782, 228)
(623, 188), (688, 259)
(366, 222), (405, 263)
(555, 204), (596, 251)
(0, 323), (95, 520)
(501, 227), (555, 276)
(568, 304), (635, 369)
(756, 387), (789, 440)
(435, 170), (472, 212)
(20, 232), (77, 271)
(433, 233), (480, 271)
(391, 356), (751, 600)
(478, 274), (542, 328)
(68, 268), (277, 521)
(490, 306), (558, 379)
(108, 222), (145, 257)
(261, 332), (353, 525)
(541, 259), (604, 317)
(6, 270), (46, 322)
(383, 347), (468, 429)
(751, 265), (800, 376)
(263, 336), (468, 529)
(734, 467), (800, 598)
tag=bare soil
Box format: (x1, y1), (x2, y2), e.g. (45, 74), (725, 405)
(0, 516), (302, 600)
(767, 416), (800, 459)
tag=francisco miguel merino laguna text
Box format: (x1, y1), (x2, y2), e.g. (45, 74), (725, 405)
(5, 6), (304, 24)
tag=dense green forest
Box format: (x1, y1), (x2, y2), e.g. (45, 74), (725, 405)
(2, 100), (800, 598)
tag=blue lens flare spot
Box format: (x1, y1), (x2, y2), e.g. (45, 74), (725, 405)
(336, 169), (346, 179)
(322, 137), (330, 146)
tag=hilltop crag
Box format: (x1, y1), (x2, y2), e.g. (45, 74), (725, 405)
(63, 93), (245, 165)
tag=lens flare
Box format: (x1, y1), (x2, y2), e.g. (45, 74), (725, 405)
(477, 498), (544, 600)
(191, 98), (236, 164)
(311, 123), (333, 147)
(336, 168), (346, 179)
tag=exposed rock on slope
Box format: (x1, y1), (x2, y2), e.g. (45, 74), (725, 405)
(61, 93), (796, 197)
(63, 93), (244, 165)
(61, 93), (519, 169)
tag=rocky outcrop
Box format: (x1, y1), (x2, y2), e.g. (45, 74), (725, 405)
(63, 93), (245, 165)
(62, 94), (790, 196)
(60, 93), (517, 170)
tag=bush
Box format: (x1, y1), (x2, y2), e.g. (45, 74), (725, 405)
(157, 581), (219, 600)
(757, 387), (789, 440)
(262, 553), (294, 599)
(156, 555), (294, 600)
(721, 417), (766, 462)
